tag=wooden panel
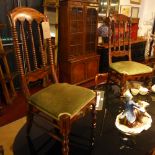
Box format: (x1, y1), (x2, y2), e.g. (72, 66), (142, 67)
(71, 61), (85, 83)
(86, 55), (100, 79)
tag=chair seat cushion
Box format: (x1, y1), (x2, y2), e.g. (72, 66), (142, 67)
(29, 83), (95, 120)
(110, 61), (153, 75)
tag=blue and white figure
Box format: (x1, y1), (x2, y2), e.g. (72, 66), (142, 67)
(115, 90), (152, 135)
(121, 92), (145, 125)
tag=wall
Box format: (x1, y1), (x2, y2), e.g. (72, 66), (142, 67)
(119, 0), (155, 36)
(138, 0), (155, 36)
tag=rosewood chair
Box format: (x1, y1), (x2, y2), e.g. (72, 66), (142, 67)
(8, 7), (96, 155)
(0, 37), (16, 104)
(106, 14), (153, 95)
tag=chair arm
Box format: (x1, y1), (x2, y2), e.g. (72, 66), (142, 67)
(95, 73), (108, 89)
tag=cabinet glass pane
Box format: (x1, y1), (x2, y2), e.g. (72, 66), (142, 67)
(69, 7), (84, 57)
(85, 7), (98, 54)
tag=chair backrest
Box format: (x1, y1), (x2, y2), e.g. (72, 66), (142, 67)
(8, 7), (58, 97)
(106, 14), (132, 64)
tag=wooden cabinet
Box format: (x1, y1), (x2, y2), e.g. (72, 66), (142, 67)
(59, 0), (100, 84)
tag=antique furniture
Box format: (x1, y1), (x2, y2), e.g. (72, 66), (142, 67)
(106, 14), (153, 95)
(98, 37), (147, 72)
(8, 7), (96, 155)
(0, 37), (16, 104)
(59, 0), (100, 85)
(95, 73), (108, 87)
(98, 16), (145, 73)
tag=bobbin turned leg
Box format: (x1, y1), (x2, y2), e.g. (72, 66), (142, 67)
(90, 102), (96, 149)
(59, 114), (71, 155)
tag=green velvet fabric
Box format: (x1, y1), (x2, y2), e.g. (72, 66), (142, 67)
(110, 61), (153, 75)
(29, 83), (95, 120)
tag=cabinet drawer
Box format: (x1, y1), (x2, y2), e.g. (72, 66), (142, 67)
(69, 55), (100, 84)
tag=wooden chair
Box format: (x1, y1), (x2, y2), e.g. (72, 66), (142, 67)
(8, 7), (96, 155)
(106, 14), (153, 95)
(0, 37), (16, 104)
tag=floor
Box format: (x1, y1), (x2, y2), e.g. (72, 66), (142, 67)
(0, 117), (26, 155)
(0, 92), (27, 127)
(0, 86), (42, 127)
(1, 84), (155, 155)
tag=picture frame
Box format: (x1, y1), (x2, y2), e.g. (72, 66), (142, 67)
(130, 0), (141, 4)
(120, 5), (131, 17)
(131, 7), (139, 18)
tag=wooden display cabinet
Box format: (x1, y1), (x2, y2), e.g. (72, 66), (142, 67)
(59, 0), (100, 84)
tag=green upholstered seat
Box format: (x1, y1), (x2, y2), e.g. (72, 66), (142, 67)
(110, 61), (153, 75)
(29, 83), (95, 120)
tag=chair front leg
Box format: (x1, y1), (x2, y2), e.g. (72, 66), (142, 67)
(90, 102), (96, 149)
(59, 113), (71, 155)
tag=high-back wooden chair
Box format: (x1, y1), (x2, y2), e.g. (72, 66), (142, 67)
(0, 37), (16, 104)
(107, 14), (153, 95)
(8, 7), (96, 155)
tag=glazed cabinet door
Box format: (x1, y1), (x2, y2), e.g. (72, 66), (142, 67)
(69, 4), (84, 59)
(85, 5), (98, 55)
